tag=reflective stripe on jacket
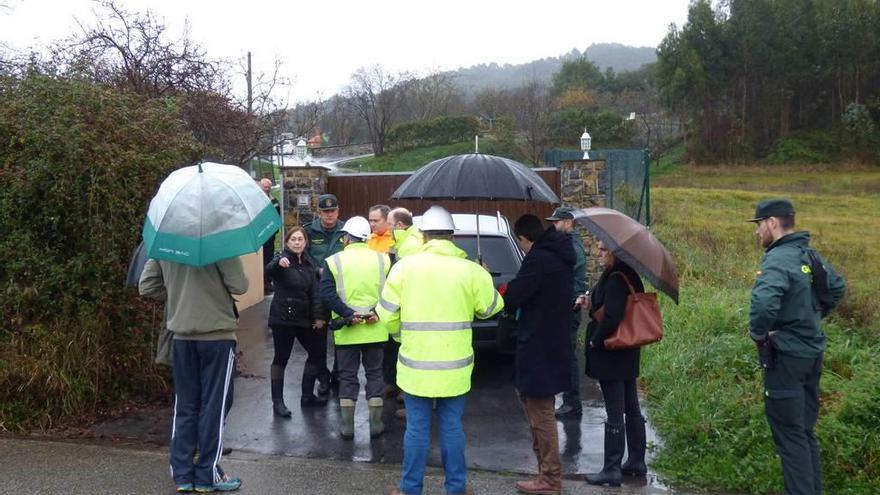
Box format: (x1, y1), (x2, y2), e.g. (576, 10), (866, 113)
(376, 239), (501, 397)
(326, 243), (391, 345)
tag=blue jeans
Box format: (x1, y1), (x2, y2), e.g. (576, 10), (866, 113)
(400, 394), (468, 495)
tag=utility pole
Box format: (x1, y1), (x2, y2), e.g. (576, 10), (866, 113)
(246, 52), (253, 116)
(245, 52), (254, 176)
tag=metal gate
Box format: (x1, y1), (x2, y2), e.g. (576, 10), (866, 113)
(544, 149), (651, 225)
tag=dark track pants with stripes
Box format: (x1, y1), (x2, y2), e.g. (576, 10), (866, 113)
(170, 339), (236, 487)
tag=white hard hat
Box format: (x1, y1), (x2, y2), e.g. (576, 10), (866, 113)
(341, 216), (371, 240)
(420, 205), (456, 232)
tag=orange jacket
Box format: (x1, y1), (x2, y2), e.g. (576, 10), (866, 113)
(368, 230), (394, 253)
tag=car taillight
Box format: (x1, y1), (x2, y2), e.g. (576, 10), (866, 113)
(497, 282), (508, 296)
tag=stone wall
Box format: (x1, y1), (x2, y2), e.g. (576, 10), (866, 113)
(279, 166), (330, 229)
(559, 159), (607, 287)
(310, 143), (373, 158)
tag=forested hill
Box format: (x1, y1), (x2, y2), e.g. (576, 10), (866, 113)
(451, 43), (656, 96)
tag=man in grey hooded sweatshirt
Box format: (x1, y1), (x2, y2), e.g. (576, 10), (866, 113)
(140, 257), (248, 492)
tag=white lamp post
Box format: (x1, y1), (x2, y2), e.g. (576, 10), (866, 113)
(580, 129), (592, 160)
(294, 138), (308, 161)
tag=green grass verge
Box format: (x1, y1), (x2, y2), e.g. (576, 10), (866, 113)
(650, 144), (686, 178)
(653, 163), (880, 196)
(339, 139), (529, 172)
(643, 166), (880, 494)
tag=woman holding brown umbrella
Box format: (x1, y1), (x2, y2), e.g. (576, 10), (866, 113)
(583, 241), (648, 487)
(571, 206), (678, 487)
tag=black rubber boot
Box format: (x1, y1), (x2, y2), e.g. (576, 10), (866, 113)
(302, 363), (319, 397)
(301, 394), (328, 407)
(585, 422), (624, 487)
(621, 414), (648, 476)
(316, 366), (331, 397)
(270, 365), (291, 418)
(300, 363), (328, 406)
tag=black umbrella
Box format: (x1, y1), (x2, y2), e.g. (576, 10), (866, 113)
(392, 154), (559, 260)
(391, 154), (559, 202)
(125, 240), (147, 288)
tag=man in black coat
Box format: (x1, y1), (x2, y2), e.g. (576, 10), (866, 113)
(504, 214), (575, 495)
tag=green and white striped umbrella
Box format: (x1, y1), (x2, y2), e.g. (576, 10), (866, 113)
(142, 162), (281, 267)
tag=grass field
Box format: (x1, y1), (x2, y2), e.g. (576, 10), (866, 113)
(642, 164), (880, 494)
(339, 139), (528, 172)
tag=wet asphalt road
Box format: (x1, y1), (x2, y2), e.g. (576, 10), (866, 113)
(224, 297), (660, 479)
(91, 296), (666, 488)
(2, 437), (698, 495)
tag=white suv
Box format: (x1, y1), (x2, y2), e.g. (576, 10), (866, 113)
(412, 212), (523, 349)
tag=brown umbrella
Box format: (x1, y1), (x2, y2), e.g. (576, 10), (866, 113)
(573, 207), (679, 303)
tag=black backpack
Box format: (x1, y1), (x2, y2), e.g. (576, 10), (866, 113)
(805, 248), (833, 318)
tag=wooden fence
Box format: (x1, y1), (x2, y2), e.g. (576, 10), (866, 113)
(327, 169), (561, 221)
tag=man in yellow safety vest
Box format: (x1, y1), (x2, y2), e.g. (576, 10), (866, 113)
(382, 207), (425, 408)
(379, 206), (501, 495)
(389, 207), (424, 261)
(320, 216), (391, 440)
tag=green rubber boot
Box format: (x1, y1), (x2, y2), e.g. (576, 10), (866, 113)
(368, 397), (385, 438)
(339, 398), (356, 440)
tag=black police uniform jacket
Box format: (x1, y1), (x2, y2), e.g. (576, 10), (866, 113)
(265, 249), (327, 328)
(585, 260), (645, 381)
(504, 226), (575, 398)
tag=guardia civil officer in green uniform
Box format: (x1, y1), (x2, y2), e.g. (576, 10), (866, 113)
(748, 199), (846, 495)
(320, 216), (391, 440)
(304, 194), (346, 268)
(304, 193), (346, 394)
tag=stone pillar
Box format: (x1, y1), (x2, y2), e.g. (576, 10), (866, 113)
(280, 165), (330, 230)
(559, 159), (607, 286)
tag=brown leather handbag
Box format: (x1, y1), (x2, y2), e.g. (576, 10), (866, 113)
(593, 272), (663, 350)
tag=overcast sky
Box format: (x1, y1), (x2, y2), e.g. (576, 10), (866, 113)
(1, 0), (692, 103)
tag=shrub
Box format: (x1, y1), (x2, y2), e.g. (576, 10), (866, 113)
(546, 108), (635, 148)
(766, 130), (841, 164)
(387, 115), (479, 151)
(0, 74), (200, 429)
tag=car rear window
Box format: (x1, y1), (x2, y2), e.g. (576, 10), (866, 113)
(453, 236), (520, 275)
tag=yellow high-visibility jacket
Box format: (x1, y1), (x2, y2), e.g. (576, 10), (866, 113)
(393, 225), (424, 259)
(326, 243), (391, 345)
(377, 239), (501, 397)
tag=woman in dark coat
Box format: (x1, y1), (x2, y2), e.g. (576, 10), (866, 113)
(265, 227), (330, 417)
(504, 214), (575, 495)
(584, 241), (648, 486)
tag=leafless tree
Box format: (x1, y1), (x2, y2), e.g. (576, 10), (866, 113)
(68, 0), (225, 97)
(286, 99), (324, 141)
(0, 2), (13, 69)
(230, 55), (290, 164)
(321, 95), (365, 145)
(612, 86), (681, 162)
(59, 1), (291, 166)
(403, 70), (464, 121)
(344, 65), (413, 156)
(513, 81), (551, 165)
(473, 87), (516, 130)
